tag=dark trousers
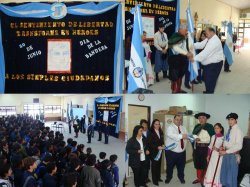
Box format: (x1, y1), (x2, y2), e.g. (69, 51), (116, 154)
(145, 157), (150, 180)
(131, 161), (147, 187)
(69, 125), (71, 134)
(104, 133), (109, 144)
(224, 59), (230, 71)
(98, 131), (102, 141)
(203, 61), (223, 93)
(165, 150), (186, 180)
(151, 157), (162, 184)
(184, 70), (190, 86)
(87, 133), (91, 143)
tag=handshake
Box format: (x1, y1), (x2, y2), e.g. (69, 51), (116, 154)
(187, 52), (194, 62)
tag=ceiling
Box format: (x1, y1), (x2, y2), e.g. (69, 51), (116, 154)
(217, 0), (250, 9)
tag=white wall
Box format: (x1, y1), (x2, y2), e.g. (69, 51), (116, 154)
(180, 0), (240, 27)
(0, 94), (61, 114)
(125, 94), (250, 135)
(205, 94), (250, 135)
(125, 94), (206, 124)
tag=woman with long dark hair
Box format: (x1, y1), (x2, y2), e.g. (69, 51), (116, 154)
(147, 119), (165, 186)
(126, 125), (150, 187)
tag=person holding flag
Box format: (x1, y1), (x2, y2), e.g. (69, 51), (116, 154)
(147, 119), (165, 186)
(127, 3), (147, 93)
(191, 27), (224, 94)
(165, 115), (188, 184)
(168, 26), (193, 93)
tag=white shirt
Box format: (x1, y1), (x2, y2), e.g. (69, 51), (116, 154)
(224, 124), (243, 154)
(171, 39), (189, 56)
(194, 34), (224, 65)
(165, 124), (187, 153)
(154, 31), (168, 51)
(142, 130), (148, 138)
(136, 136), (146, 161)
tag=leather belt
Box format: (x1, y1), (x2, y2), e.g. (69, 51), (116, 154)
(196, 143), (209, 147)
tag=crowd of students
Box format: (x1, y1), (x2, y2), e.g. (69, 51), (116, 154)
(0, 114), (119, 187)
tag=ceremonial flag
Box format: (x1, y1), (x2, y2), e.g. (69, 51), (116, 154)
(175, 0), (180, 32)
(186, 6), (199, 81)
(70, 101), (73, 119)
(85, 103), (89, 129)
(127, 4), (147, 93)
(165, 143), (177, 150)
(224, 21), (234, 65)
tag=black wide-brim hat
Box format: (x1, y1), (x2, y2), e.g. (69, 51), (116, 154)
(168, 32), (185, 45)
(194, 112), (211, 119)
(226, 113), (238, 120)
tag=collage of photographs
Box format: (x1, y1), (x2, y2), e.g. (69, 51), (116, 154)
(0, 0), (250, 187)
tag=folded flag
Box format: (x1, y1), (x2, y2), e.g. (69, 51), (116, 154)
(188, 134), (198, 143)
(165, 143), (177, 150)
(154, 150), (162, 161)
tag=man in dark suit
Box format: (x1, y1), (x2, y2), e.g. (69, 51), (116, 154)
(87, 119), (93, 143)
(97, 122), (103, 141)
(104, 123), (110, 144)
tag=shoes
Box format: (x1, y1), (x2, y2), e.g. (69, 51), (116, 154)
(179, 90), (187, 93)
(158, 179), (163, 182)
(179, 179), (185, 184)
(198, 80), (202, 84)
(185, 84), (191, 89)
(165, 178), (171, 184)
(98, 139), (101, 141)
(192, 80), (199, 84)
(224, 70), (231, 72)
(146, 179), (151, 183)
(87, 142), (91, 143)
(192, 179), (200, 184)
(153, 182), (159, 186)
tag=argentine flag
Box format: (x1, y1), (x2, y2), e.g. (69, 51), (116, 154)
(127, 4), (147, 93)
(224, 22), (234, 65)
(186, 7), (199, 82)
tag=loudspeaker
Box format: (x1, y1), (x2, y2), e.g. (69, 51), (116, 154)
(131, 88), (154, 94)
(238, 137), (250, 184)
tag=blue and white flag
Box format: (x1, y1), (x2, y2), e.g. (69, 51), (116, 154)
(186, 6), (199, 81)
(70, 101), (73, 119)
(127, 4), (147, 93)
(175, 0), (180, 32)
(85, 103), (89, 129)
(224, 22), (234, 65)
(188, 134), (196, 143)
(165, 143), (177, 150)
(154, 150), (163, 161)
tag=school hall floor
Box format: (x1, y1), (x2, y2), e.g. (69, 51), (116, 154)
(149, 45), (250, 94)
(45, 121), (126, 186)
(126, 162), (202, 187)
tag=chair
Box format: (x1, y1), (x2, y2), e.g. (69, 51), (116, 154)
(51, 122), (57, 130)
(56, 123), (65, 133)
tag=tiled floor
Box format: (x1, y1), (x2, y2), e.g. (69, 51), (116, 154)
(126, 162), (202, 187)
(149, 46), (250, 94)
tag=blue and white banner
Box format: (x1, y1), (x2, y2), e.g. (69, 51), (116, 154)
(186, 6), (199, 81)
(165, 143), (177, 150)
(127, 4), (147, 93)
(224, 21), (234, 65)
(0, 2), (123, 93)
(94, 96), (122, 137)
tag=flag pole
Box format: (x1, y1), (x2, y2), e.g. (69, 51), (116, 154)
(188, 0), (194, 93)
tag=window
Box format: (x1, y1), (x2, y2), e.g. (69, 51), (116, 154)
(23, 104), (44, 117)
(45, 105), (61, 114)
(0, 106), (16, 116)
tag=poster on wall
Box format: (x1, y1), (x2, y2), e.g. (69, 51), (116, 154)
(0, 2), (123, 93)
(125, 0), (177, 63)
(94, 96), (122, 138)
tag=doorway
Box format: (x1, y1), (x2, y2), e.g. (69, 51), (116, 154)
(127, 104), (151, 137)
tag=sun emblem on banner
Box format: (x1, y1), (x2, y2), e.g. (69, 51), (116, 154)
(50, 2), (67, 19)
(104, 97), (109, 104)
(133, 67), (144, 78)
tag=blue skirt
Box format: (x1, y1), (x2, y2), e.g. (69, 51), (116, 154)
(220, 154), (238, 187)
(154, 50), (168, 73)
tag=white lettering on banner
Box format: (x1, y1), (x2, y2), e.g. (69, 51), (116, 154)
(79, 39), (90, 46)
(158, 16), (173, 28)
(19, 43), (42, 61)
(27, 50), (42, 60)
